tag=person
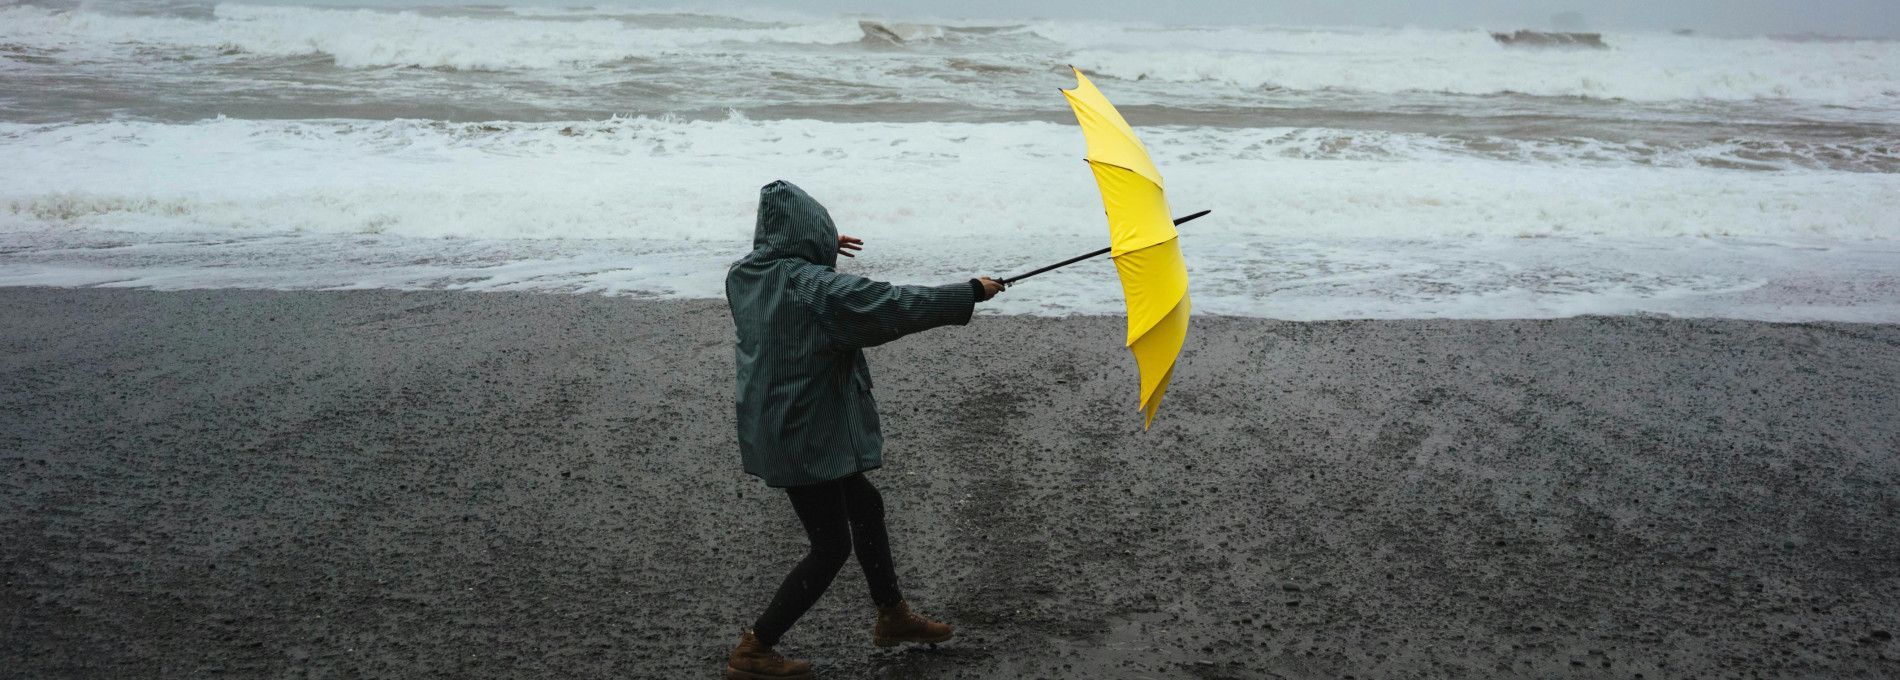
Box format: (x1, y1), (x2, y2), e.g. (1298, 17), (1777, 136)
(723, 180), (1005, 679)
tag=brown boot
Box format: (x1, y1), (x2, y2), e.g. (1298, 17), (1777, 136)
(726, 629), (812, 680)
(872, 600), (954, 647)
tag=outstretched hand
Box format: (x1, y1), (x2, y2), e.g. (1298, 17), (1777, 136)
(836, 235), (863, 258)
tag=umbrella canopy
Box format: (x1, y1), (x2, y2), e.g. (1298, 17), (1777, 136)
(1061, 68), (1191, 429)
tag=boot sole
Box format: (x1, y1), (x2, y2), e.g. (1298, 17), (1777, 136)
(726, 666), (813, 680)
(872, 630), (954, 648)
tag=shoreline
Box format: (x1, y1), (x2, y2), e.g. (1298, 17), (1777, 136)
(3, 287), (1896, 678)
(5, 229), (1900, 324)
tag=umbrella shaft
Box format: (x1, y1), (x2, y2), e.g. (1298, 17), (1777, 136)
(998, 209), (1209, 286)
(998, 247), (1108, 286)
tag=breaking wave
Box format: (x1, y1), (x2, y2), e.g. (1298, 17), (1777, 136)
(1059, 27), (1900, 104)
(0, 3), (866, 70)
(3, 117), (1894, 244)
(855, 20), (1047, 47)
(2, 2), (1895, 107)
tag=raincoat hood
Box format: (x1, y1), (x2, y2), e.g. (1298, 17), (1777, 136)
(750, 180), (839, 267)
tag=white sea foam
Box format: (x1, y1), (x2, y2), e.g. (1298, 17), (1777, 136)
(2, 116), (1897, 320)
(0, 116), (1892, 242)
(1057, 25), (1900, 105)
(3, 117), (1894, 243)
(4, 0), (1897, 320)
(0, 3), (865, 69)
(5, 227), (1898, 322)
(3, 3), (1897, 108)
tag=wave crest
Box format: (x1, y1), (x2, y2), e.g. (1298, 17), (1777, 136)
(1058, 27), (1900, 104)
(4, 118), (1895, 244)
(0, 3), (866, 70)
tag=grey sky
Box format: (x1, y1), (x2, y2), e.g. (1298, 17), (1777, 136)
(290, 0), (1900, 38)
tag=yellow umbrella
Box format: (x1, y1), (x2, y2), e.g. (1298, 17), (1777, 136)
(997, 69), (1203, 427)
(1060, 69), (1190, 428)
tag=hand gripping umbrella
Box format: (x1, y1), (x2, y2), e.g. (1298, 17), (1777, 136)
(1000, 68), (1204, 429)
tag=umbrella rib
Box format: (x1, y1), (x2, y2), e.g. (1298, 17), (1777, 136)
(1110, 228), (1182, 261)
(1084, 158), (1164, 188)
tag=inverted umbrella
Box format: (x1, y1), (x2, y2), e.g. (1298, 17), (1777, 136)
(1001, 68), (1204, 429)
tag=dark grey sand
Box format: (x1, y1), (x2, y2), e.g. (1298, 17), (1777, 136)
(3, 287), (1898, 679)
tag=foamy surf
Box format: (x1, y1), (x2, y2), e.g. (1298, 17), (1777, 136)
(3, 117), (1894, 241)
(5, 2), (1899, 120)
(3, 116), (1896, 321)
(5, 228), (1898, 322)
(1, 1), (1896, 321)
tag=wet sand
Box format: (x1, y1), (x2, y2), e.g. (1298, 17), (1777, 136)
(2, 287), (1897, 678)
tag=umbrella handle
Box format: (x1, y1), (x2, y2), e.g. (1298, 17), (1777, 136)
(997, 209), (1209, 286)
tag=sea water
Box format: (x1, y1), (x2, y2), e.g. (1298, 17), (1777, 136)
(3, 1), (1897, 320)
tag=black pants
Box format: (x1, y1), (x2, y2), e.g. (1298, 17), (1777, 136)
(752, 473), (902, 646)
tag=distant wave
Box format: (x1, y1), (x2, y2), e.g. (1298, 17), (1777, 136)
(7, 116), (1889, 173)
(0, 4), (1056, 70)
(0, 3), (867, 70)
(1063, 33), (1900, 104)
(1035, 22), (1900, 105)
(4, 3), (1895, 108)
(4, 118), (1894, 243)
(856, 20), (1048, 47)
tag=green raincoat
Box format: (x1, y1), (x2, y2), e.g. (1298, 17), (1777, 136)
(726, 181), (978, 488)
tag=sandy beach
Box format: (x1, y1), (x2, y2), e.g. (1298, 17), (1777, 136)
(2, 286), (1897, 678)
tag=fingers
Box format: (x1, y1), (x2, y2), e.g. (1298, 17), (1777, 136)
(836, 235), (863, 258)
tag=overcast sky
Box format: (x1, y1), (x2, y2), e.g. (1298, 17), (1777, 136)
(289, 0), (1900, 38)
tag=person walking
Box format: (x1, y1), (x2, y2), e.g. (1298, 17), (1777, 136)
(723, 180), (1006, 679)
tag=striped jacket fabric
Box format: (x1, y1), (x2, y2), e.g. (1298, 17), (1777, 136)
(725, 180), (976, 487)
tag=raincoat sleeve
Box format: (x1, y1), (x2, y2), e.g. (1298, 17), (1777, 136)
(788, 264), (976, 350)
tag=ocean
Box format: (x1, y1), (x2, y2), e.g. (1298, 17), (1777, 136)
(3, 1), (1897, 319)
